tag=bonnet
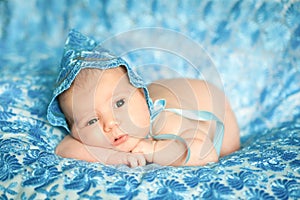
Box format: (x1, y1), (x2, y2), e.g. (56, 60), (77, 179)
(47, 29), (153, 132)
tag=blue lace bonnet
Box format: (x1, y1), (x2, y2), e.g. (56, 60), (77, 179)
(47, 29), (153, 132)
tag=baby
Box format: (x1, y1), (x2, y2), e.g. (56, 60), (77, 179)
(47, 30), (240, 167)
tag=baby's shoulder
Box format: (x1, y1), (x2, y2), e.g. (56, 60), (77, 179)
(148, 78), (217, 109)
(148, 78), (227, 121)
(148, 78), (205, 96)
(148, 78), (223, 99)
(149, 78), (207, 88)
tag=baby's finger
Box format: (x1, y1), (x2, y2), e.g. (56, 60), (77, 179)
(127, 156), (138, 168)
(137, 155), (146, 166)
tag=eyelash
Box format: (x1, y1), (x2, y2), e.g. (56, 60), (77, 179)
(86, 98), (125, 127)
(114, 98), (125, 108)
(87, 118), (98, 126)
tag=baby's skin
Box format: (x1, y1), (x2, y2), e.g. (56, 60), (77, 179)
(56, 67), (240, 167)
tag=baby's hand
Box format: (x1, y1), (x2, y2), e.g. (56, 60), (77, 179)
(125, 153), (146, 168)
(106, 151), (146, 168)
(131, 139), (154, 162)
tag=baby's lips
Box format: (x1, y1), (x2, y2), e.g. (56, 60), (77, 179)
(112, 134), (128, 146)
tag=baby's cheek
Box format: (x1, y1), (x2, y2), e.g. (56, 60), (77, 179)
(128, 100), (150, 128)
(74, 126), (111, 148)
(113, 105), (148, 138)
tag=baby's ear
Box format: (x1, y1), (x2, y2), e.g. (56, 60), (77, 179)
(66, 118), (73, 132)
(118, 65), (127, 73)
(139, 88), (146, 96)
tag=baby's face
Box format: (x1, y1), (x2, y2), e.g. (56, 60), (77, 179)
(61, 67), (150, 152)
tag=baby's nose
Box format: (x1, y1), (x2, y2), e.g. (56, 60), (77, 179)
(103, 120), (119, 133)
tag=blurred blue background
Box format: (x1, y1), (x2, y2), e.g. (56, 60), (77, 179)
(0, 0), (299, 139)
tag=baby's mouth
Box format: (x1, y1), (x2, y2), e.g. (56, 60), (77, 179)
(112, 134), (128, 146)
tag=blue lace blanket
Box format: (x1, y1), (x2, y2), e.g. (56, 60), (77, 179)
(1, 0), (300, 199)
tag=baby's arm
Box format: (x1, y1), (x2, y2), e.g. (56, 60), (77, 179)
(132, 138), (186, 165)
(55, 135), (146, 167)
(132, 130), (218, 166)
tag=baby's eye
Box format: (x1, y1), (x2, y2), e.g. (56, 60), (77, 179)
(115, 98), (125, 108)
(87, 118), (98, 126)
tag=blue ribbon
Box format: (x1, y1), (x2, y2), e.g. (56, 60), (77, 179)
(147, 99), (224, 164)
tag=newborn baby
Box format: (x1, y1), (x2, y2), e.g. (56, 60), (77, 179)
(47, 30), (240, 167)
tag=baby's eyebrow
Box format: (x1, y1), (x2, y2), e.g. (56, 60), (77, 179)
(111, 89), (134, 99)
(75, 111), (96, 126)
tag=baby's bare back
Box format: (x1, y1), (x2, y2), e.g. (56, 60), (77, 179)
(148, 79), (240, 157)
